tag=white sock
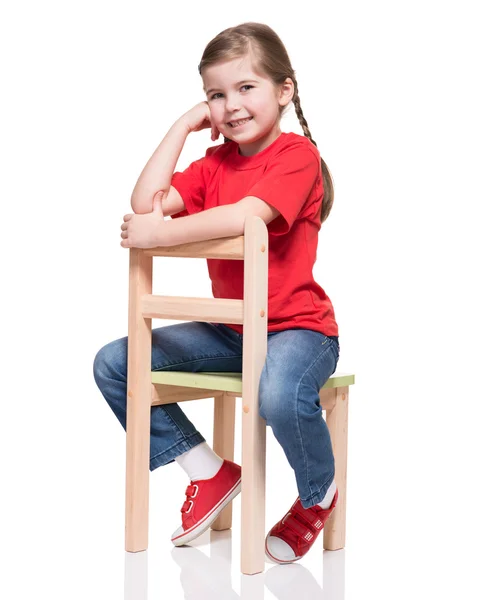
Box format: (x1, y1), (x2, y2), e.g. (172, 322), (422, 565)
(174, 442), (223, 482)
(317, 479), (337, 509)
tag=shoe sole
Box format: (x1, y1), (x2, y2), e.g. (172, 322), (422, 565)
(171, 478), (241, 546)
(264, 528), (302, 564)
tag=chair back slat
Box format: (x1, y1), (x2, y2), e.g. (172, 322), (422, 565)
(143, 235), (244, 259)
(141, 295), (244, 324)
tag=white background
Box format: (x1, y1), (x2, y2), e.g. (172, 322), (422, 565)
(1, 1), (480, 598)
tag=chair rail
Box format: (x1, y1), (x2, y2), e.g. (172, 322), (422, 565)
(143, 235), (245, 259)
(141, 295), (244, 323)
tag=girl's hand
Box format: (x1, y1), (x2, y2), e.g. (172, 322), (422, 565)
(180, 101), (220, 142)
(120, 191), (169, 249)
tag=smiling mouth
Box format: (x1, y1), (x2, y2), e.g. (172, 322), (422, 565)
(228, 117), (253, 128)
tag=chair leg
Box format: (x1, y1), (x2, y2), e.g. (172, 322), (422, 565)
(125, 398), (151, 553)
(324, 385), (349, 550)
(125, 248), (152, 553)
(241, 400), (266, 575)
(240, 213), (268, 575)
(211, 392), (237, 531)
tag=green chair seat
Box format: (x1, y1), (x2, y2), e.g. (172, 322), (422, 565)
(151, 371), (355, 394)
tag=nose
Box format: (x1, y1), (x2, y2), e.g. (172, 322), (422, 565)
(225, 94), (241, 115)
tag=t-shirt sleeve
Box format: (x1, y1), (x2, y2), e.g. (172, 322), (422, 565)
(169, 156), (206, 220)
(245, 144), (321, 235)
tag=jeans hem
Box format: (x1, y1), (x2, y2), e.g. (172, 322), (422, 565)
(149, 433), (206, 471)
(299, 472), (335, 509)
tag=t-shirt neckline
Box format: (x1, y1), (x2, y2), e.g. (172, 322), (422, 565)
(228, 132), (288, 170)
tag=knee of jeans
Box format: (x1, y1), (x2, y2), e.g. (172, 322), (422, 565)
(93, 346), (108, 385)
(258, 373), (295, 426)
(93, 340), (126, 385)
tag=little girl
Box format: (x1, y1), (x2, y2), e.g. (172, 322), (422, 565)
(94, 22), (340, 565)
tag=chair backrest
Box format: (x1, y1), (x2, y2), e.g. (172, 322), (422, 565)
(126, 215), (269, 417)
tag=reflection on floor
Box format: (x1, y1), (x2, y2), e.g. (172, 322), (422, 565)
(125, 528), (345, 599)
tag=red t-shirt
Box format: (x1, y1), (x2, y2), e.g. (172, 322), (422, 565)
(170, 131), (339, 337)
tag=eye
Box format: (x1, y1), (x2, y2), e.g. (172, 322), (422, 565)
(209, 84), (254, 100)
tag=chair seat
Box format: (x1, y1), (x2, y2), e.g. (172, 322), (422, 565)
(151, 371), (355, 394)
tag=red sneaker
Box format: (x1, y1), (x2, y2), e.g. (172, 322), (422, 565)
(171, 459), (241, 546)
(265, 489), (339, 564)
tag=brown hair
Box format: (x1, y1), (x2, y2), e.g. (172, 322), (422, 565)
(198, 22), (334, 224)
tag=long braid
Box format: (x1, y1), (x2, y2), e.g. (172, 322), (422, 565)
(293, 89), (334, 223)
(292, 91), (316, 147)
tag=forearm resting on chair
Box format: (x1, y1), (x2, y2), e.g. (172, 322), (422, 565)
(160, 196), (280, 246)
(162, 203), (246, 246)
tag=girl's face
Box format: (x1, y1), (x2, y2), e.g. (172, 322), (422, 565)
(202, 54), (293, 156)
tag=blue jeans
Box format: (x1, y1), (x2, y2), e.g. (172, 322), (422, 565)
(93, 321), (340, 508)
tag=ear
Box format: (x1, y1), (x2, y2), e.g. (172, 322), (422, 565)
(279, 77), (295, 107)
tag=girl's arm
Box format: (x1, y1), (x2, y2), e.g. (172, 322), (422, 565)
(121, 195), (279, 249)
(133, 185), (186, 217)
(163, 203), (246, 246)
(161, 196), (280, 246)
(162, 185), (186, 217)
(130, 118), (191, 214)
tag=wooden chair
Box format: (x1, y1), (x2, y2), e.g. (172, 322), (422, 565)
(125, 215), (355, 575)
